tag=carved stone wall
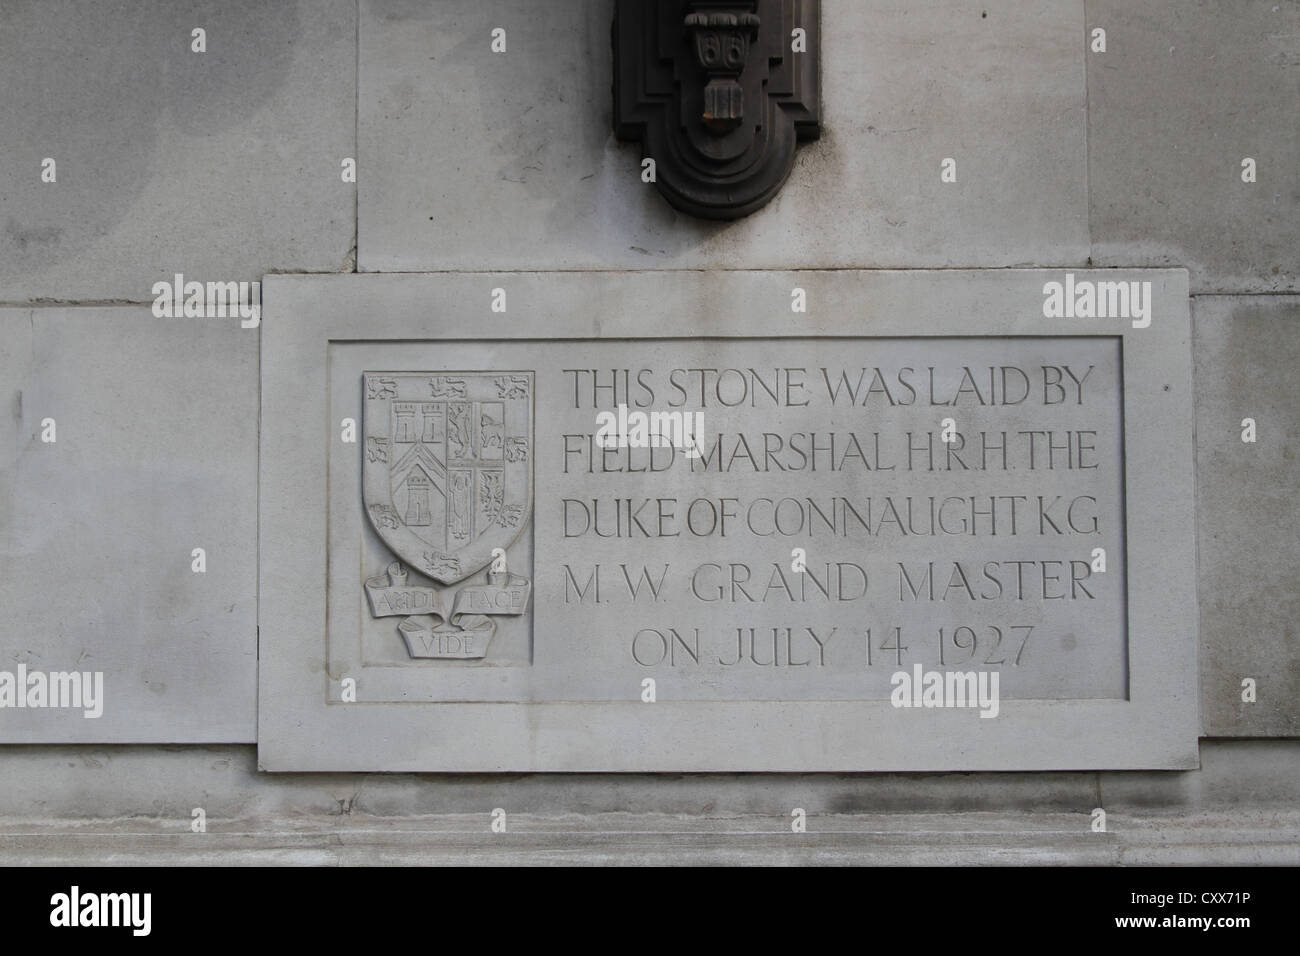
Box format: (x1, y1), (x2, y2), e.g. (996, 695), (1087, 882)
(0, 0), (1296, 862)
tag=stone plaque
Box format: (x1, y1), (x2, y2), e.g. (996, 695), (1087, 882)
(259, 270), (1197, 771)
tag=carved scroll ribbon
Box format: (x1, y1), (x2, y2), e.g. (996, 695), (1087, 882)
(364, 562), (531, 659)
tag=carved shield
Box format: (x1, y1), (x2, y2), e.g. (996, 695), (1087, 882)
(362, 372), (533, 585)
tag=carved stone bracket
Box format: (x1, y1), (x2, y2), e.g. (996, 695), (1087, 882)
(614, 0), (821, 220)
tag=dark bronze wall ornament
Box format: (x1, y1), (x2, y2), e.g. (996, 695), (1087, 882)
(613, 0), (821, 220)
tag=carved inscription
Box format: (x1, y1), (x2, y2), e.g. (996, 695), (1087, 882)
(343, 339), (1127, 699)
(549, 338), (1127, 700)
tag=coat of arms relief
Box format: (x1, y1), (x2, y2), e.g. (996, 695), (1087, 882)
(362, 372), (533, 660)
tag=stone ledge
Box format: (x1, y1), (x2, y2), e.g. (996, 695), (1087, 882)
(2, 810), (1296, 865)
(1, 740), (1297, 820)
